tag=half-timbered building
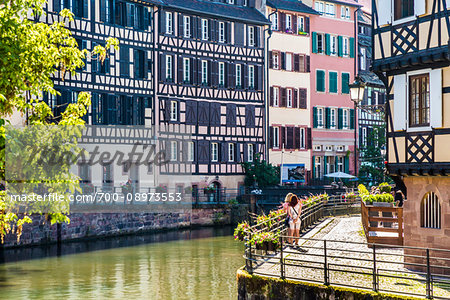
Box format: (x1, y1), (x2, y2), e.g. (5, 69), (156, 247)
(155, 0), (269, 192)
(266, 0), (319, 185)
(373, 0), (450, 256)
(43, 0), (155, 192)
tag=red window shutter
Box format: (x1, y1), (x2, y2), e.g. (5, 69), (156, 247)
(269, 51), (273, 69)
(270, 87), (274, 106)
(295, 127), (300, 149)
(293, 88), (298, 108)
(269, 126), (274, 148)
(280, 88), (287, 107)
(294, 54), (300, 72)
(306, 127), (312, 149)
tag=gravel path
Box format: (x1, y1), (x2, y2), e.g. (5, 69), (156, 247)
(251, 216), (450, 298)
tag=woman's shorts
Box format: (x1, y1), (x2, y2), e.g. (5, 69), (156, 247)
(289, 221), (301, 230)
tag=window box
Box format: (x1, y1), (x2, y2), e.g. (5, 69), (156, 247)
(298, 31), (308, 35)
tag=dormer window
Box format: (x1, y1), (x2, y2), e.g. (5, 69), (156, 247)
(394, 0), (414, 20)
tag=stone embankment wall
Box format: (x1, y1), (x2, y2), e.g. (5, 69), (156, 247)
(237, 269), (413, 300)
(3, 205), (248, 248)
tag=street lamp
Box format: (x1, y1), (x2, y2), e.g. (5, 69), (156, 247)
(349, 78), (366, 178)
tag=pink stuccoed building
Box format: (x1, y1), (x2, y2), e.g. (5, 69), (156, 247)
(307, 0), (361, 181)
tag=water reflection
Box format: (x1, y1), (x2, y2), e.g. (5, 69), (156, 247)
(0, 227), (243, 299)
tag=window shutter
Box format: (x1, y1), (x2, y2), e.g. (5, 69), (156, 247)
(178, 13), (183, 37)
(306, 55), (310, 72)
(159, 54), (165, 82)
(293, 89), (298, 108)
(325, 34), (331, 55)
(269, 51), (273, 69)
(338, 108), (343, 129)
(107, 94), (117, 124)
(307, 128), (312, 149)
(245, 105), (255, 128)
(257, 66), (263, 90)
(349, 37), (355, 58)
(313, 107), (318, 128)
(221, 143), (228, 163)
(312, 155), (316, 178)
(134, 49), (139, 78)
(342, 73), (349, 94)
(191, 58), (197, 85)
(243, 64), (248, 89)
(430, 69), (443, 128)
(286, 127), (294, 149)
(338, 36), (343, 57)
(280, 88), (287, 107)
(243, 143), (248, 161)
(198, 102), (210, 126)
(280, 127), (285, 148)
(54, 0), (61, 12)
(159, 10), (166, 33)
(325, 107), (331, 129)
(197, 140), (210, 163)
(226, 22), (231, 43)
(228, 62), (235, 88)
(185, 100), (198, 125)
(270, 87), (274, 106)
(236, 143), (241, 162)
(254, 27), (260, 47)
(210, 102), (221, 126)
(191, 17), (198, 39)
(350, 109), (355, 129)
(281, 52), (286, 70)
(211, 61), (218, 87)
(294, 127), (300, 149)
(177, 56), (183, 83)
(197, 17), (202, 39)
(280, 13), (286, 31)
(226, 103), (236, 127)
(359, 128), (363, 147)
(83, 0), (89, 18)
(207, 60), (212, 86)
(215, 20), (219, 42)
(293, 16), (297, 33)
(299, 88), (307, 109)
(143, 7), (149, 30)
(323, 156), (327, 175)
(269, 126), (274, 148)
(305, 17), (310, 33)
(317, 70), (325, 92)
(294, 54), (300, 72)
(312, 32), (317, 53)
(344, 156), (349, 173)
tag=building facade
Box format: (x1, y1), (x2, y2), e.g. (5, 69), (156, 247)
(266, 0), (319, 185)
(373, 0), (450, 258)
(308, 0), (360, 182)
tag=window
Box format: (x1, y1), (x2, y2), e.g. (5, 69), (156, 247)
(166, 12), (173, 34)
(273, 87), (279, 107)
(330, 35), (337, 55)
(219, 62), (225, 86)
(228, 0), (234, 4)
(409, 74), (430, 126)
(421, 192), (441, 229)
(329, 71), (338, 93)
(297, 16), (305, 33)
(248, 26), (255, 46)
(317, 107), (324, 127)
(188, 142), (195, 161)
(359, 26), (365, 34)
(183, 58), (190, 83)
(300, 128), (305, 149)
(325, 3), (335, 17)
(170, 141), (178, 161)
(315, 156), (322, 178)
(337, 157), (344, 172)
(343, 109), (349, 128)
(327, 156), (335, 173)
(219, 22), (225, 43)
(316, 70), (325, 92)
(394, 0), (415, 20)
(100, 0), (114, 24)
(183, 16), (190, 38)
(245, 144), (253, 162)
(362, 127), (367, 146)
(273, 127), (280, 148)
(360, 48), (366, 70)
(236, 64), (242, 87)
(273, 52), (279, 69)
(341, 6), (350, 19)
(287, 89), (293, 108)
(134, 49), (146, 79)
(286, 14), (292, 32)
(286, 53), (293, 71)
(248, 65), (255, 89)
(343, 37), (349, 56)
(315, 1), (324, 13)
(331, 108), (336, 128)
(211, 143), (218, 162)
(120, 46), (130, 77)
(271, 12), (278, 31)
(170, 100), (178, 121)
(166, 55), (173, 81)
(201, 60), (208, 85)
(341, 73), (350, 94)
(317, 33), (324, 53)
(201, 19), (208, 40)
(228, 143), (235, 162)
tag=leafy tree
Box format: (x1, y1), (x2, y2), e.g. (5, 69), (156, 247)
(0, 0), (118, 242)
(241, 154), (280, 188)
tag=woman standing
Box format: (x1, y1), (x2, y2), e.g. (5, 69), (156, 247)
(287, 195), (302, 247)
(283, 193), (293, 243)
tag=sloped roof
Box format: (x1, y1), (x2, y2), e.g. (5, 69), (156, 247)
(360, 71), (384, 87)
(155, 0), (270, 25)
(267, 0), (320, 15)
(326, 0), (362, 8)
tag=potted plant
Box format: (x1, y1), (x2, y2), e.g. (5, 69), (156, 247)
(234, 221), (249, 241)
(378, 182), (392, 194)
(121, 181), (133, 195)
(82, 182), (95, 194)
(251, 232), (279, 251)
(203, 184), (216, 194)
(155, 185), (167, 193)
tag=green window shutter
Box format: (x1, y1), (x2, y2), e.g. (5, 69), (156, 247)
(316, 70), (325, 92)
(329, 72), (337, 93)
(313, 107), (318, 128)
(312, 32), (317, 53)
(344, 156), (349, 173)
(323, 156), (328, 175)
(349, 37), (355, 58)
(335, 156), (338, 172)
(312, 156), (316, 178)
(350, 109), (355, 129)
(338, 36), (343, 57)
(325, 107), (331, 129)
(325, 34), (331, 56)
(338, 108), (343, 129)
(342, 73), (349, 94)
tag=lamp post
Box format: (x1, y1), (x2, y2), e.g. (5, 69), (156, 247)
(349, 78), (366, 177)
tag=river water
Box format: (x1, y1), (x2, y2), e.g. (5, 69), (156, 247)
(0, 226), (244, 300)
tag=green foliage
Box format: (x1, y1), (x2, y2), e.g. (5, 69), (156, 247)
(0, 0), (118, 243)
(241, 153), (280, 188)
(359, 183), (394, 205)
(378, 182), (392, 193)
(234, 221), (250, 240)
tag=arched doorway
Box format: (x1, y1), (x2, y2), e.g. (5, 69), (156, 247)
(210, 181), (222, 202)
